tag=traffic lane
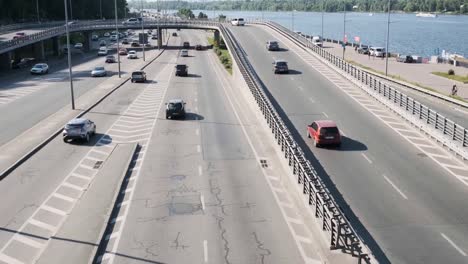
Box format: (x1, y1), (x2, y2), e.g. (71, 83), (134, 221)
(231, 25), (468, 263)
(112, 31), (304, 264)
(0, 45), (162, 146)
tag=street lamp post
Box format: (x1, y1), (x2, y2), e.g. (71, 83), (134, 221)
(385, 0), (391, 76)
(115, 0), (121, 77)
(36, 0), (40, 23)
(291, 10), (295, 31)
(64, 0), (75, 110)
(141, 0), (146, 61)
(69, 0), (73, 20)
(342, 4), (346, 59)
(321, 0), (324, 42)
(100, 0), (103, 19)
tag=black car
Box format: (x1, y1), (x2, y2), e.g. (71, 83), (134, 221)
(266, 41), (280, 51)
(122, 38), (129, 44)
(183, 41), (190, 48)
(12, 58), (35, 69)
(195, 44), (203, 50)
(172, 32), (177, 37)
(357, 47), (369, 54)
(166, 99), (186, 119)
(397, 55), (414, 63)
(131, 71), (147, 83)
(175, 64), (188, 77)
(273, 60), (289, 74)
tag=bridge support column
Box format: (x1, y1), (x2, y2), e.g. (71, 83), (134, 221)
(83, 31), (91, 52)
(52, 36), (61, 56)
(32, 40), (45, 60)
(0, 51), (14, 70)
(157, 28), (162, 49)
(214, 30), (220, 46)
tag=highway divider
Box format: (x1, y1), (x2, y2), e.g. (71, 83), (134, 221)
(219, 24), (372, 263)
(259, 21), (468, 160)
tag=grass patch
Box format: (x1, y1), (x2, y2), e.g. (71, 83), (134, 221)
(432, 72), (468, 83)
(208, 37), (232, 74)
(345, 60), (467, 103)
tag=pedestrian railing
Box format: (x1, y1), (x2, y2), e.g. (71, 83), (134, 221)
(258, 21), (468, 159)
(219, 24), (372, 263)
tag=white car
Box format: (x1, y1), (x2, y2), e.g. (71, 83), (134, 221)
(180, 50), (189, 57)
(231, 18), (245, 26)
(30, 63), (49, 75)
(370, 47), (386, 57)
(110, 35), (118, 41)
(91, 66), (107, 77)
(74, 43), (83, 49)
(127, 50), (138, 59)
(104, 32), (110, 37)
(97, 47), (108, 56)
(123, 18), (139, 25)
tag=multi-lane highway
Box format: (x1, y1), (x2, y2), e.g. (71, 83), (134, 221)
(0, 29), (360, 264)
(229, 24), (468, 264)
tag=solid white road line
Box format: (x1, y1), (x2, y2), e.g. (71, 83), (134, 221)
(441, 233), (467, 256)
(203, 240), (208, 263)
(0, 253), (23, 264)
(383, 175), (408, 200)
(309, 97), (315, 103)
(197, 145), (201, 153)
(14, 235), (44, 248)
(361, 153), (373, 164)
(196, 128), (200, 136)
(322, 111), (329, 118)
(200, 194), (205, 212)
(198, 165), (202, 176)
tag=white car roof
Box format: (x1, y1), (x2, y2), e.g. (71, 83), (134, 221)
(168, 99), (184, 104)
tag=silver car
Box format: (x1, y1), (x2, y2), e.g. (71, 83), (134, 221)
(91, 66), (107, 77)
(30, 63), (49, 75)
(63, 118), (96, 143)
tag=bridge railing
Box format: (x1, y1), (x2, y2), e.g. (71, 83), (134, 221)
(258, 21), (468, 159)
(219, 24), (372, 263)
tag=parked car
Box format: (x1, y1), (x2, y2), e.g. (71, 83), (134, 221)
(131, 71), (147, 83)
(273, 60), (289, 74)
(110, 35), (118, 41)
(370, 46), (385, 57)
(91, 35), (99, 41)
(99, 40), (107, 46)
(105, 55), (116, 63)
(131, 41), (140, 47)
(91, 66), (107, 77)
(12, 58), (35, 69)
(231, 18), (245, 26)
(104, 32), (110, 37)
(307, 120), (342, 147)
(180, 49), (189, 57)
(30, 63), (49, 75)
(63, 118), (96, 143)
(118, 48), (128, 55)
(195, 44), (203, 50)
(183, 41), (190, 48)
(97, 47), (108, 56)
(172, 32), (177, 37)
(74, 43), (83, 49)
(127, 50), (138, 59)
(266, 40), (280, 51)
(396, 55), (414, 63)
(175, 64), (188, 76)
(165, 99), (186, 119)
(357, 46), (369, 54)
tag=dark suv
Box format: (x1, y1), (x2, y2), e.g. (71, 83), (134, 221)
(183, 41), (190, 48)
(131, 71), (147, 83)
(166, 99), (186, 119)
(273, 60), (289, 74)
(175, 64), (188, 76)
(266, 41), (280, 51)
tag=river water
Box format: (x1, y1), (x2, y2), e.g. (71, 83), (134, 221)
(192, 10), (468, 58)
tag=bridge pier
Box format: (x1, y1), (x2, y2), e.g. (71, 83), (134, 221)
(214, 30), (220, 46)
(32, 41), (45, 61)
(157, 28), (162, 49)
(82, 32), (91, 52)
(52, 36), (61, 56)
(0, 51), (13, 70)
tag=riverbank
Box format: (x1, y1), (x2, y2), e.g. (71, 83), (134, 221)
(322, 41), (468, 101)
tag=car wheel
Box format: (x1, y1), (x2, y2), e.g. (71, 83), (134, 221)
(314, 139), (319, 148)
(63, 137), (68, 143)
(336, 143), (341, 148)
(166, 115), (170, 119)
(86, 133), (90, 142)
(307, 131), (311, 138)
(131, 79), (134, 83)
(93, 126), (96, 135)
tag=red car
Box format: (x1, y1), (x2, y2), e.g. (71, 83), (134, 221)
(12, 32), (26, 39)
(118, 48), (128, 55)
(307, 120), (342, 147)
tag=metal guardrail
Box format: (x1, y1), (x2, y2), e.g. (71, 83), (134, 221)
(0, 21), (66, 34)
(0, 19), (220, 54)
(219, 24), (371, 263)
(260, 21), (468, 158)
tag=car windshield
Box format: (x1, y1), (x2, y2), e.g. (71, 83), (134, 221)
(319, 127), (339, 135)
(176, 65), (186, 70)
(132, 72), (143, 77)
(65, 123), (84, 129)
(168, 103), (182, 110)
(276, 62), (287, 66)
(94, 67), (104, 71)
(33, 64), (44, 68)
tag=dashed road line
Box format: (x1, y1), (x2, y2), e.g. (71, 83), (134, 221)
(383, 174), (408, 200)
(361, 153), (373, 164)
(441, 233), (467, 256)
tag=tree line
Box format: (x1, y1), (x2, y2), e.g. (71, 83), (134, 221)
(129, 0), (468, 14)
(0, 0), (129, 24)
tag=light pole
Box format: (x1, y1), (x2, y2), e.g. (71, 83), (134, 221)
(321, 0), (324, 43)
(100, 0), (103, 19)
(291, 10), (295, 31)
(69, 0), (73, 20)
(115, 0), (121, 77)
(64, 0), (75, 110)
(342, 4), (346, 59)
(36, 0), (40, 23)
(140, 0), (146, 61)
(385, 0), (391, 76)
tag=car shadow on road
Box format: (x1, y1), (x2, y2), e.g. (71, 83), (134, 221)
(184, 112), (204, 121)
(65, 133), (112, 146)
(320, 136), (368, 151)
(185, 73), (201, 78)
(286, 69), (302, 75)
(254, 76), (391, 263)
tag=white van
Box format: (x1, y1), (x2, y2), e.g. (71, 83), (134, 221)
(231, 18), (245, 26)
(370, 47), (385, 57)
(312, 36), (322, 47)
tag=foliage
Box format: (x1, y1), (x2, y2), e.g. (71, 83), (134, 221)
(0, 0), (128, 24)
(208, 36), (232, 74)
(198, 12), (208, 19)
(128, 0), (468, 13)
(177, 8), (194, 19)
(433, 71), (468, 83)
(448, 69), (455, 75)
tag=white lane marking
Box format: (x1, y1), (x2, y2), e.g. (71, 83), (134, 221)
(322, 111), (329, 118)
(309, 97), (315, 103)
(203, 240), (208, 263)
(200, 194), (205, 212)
(441, 233), (467, 256)
(196, 128), (200, 136)
(195, 106), (199, 113)
(52, 193), (75, 203)
(198, 165), (202, 176)
(42, 205), (67, 216)
(298, 86), (304, 91)
(29, 219), (56, 232)
(14, 235), (44, 248)
(195, 98), (198, 102)
(62, 182), (84, 191)
(383, 175), (408, 200)
(361, 153), (373, 164)
(0, 253), (23, 264)
(197, 145), (201, 153)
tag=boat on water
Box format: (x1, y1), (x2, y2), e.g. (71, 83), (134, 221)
(416, 12), (438, 18)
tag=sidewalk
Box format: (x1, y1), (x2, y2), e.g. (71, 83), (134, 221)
(324, 41), (468, 100)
